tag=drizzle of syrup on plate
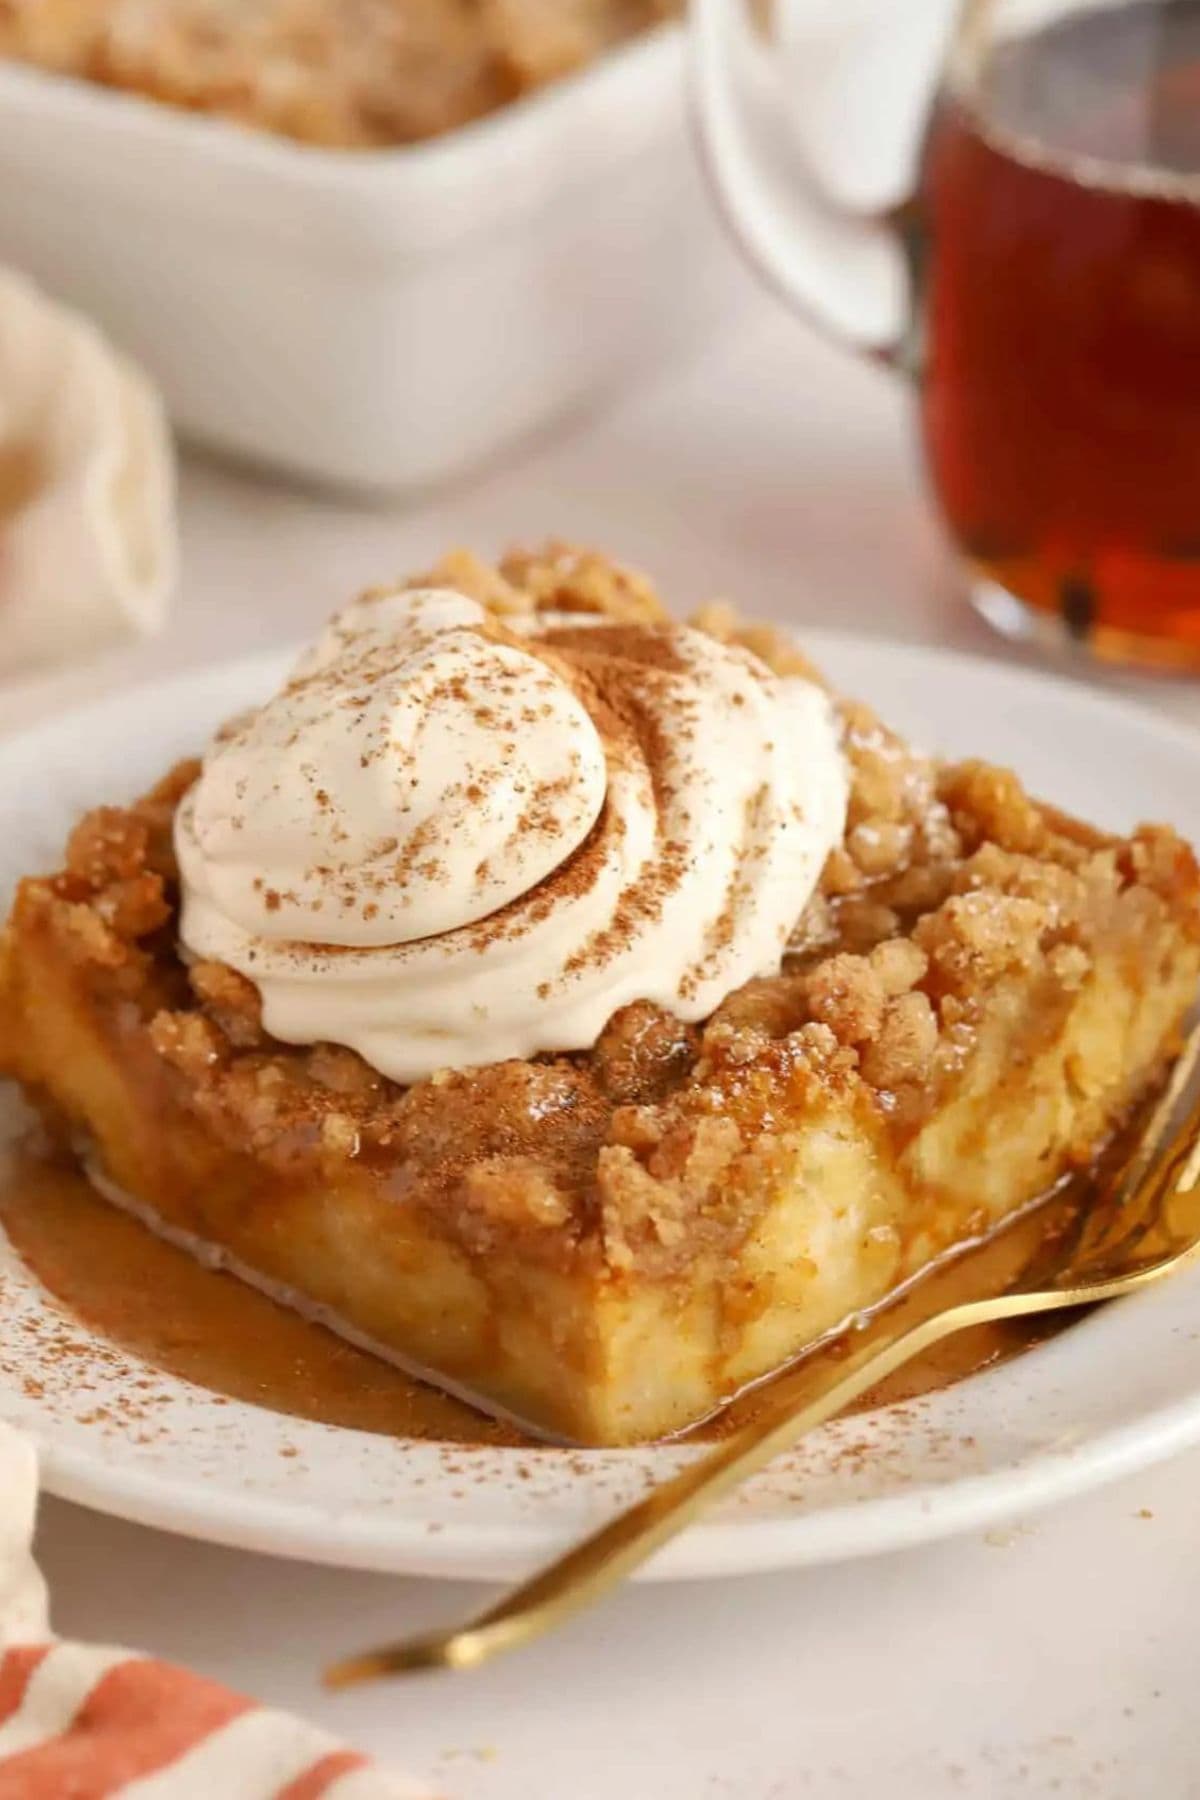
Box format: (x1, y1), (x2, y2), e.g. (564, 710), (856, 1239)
(0, 1140), (1112, 1449)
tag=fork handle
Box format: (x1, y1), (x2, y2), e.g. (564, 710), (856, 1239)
(325, 1286), (1082, 1686)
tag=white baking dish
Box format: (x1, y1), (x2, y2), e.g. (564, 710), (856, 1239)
(0, 26), (743, 493)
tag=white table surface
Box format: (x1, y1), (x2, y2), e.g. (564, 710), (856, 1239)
(7, 268), (1200, 1799)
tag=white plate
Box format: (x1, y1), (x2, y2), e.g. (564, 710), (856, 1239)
(3, 631), (1200, 1582)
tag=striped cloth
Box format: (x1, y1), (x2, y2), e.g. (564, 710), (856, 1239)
(0, 1426), (434, 1799)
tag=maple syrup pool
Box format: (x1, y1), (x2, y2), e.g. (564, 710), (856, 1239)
(0, 1141), (1115, 1450)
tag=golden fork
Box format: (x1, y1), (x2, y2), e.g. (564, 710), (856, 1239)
(325, 1027), (1200, 1689)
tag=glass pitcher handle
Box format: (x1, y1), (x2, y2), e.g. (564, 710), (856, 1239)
(689, 0), (961, 359)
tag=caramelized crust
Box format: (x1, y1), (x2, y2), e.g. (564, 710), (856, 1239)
(2, 542), (1198, 1442)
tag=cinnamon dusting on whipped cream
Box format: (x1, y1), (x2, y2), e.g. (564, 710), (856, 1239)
(175, 584), (848, 1083)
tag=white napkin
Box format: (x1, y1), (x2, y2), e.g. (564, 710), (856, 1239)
(0, 1422), (47, 1649)
(0, 269), (177, 680)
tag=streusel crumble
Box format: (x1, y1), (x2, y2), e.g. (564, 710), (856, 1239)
(0, 1), (682, 147)
(1, 543), (1197, 1443)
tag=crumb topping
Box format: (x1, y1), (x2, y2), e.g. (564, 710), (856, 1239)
(0, 0), (682, 148)
(3, 542), (1199, 1282)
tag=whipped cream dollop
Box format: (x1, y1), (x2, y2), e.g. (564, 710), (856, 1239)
(176, 586), (848, 1084)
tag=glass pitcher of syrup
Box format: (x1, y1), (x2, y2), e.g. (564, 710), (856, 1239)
(693, 0), (1200, 671)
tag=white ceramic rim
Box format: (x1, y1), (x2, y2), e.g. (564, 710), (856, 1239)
(4, 629), (1200, 1581)
(0, 25), (680, 223)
